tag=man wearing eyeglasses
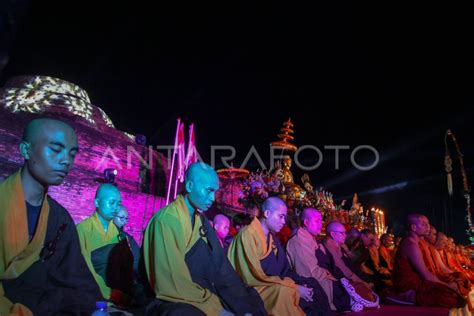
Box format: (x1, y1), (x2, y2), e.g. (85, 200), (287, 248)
(0, 118), (101, 315)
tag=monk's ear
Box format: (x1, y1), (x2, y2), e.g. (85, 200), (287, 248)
(94, 197), (100, 208)
(185, 179), (193, 193)
(19, 141), (30, 160)
(263, 209), (270, 219)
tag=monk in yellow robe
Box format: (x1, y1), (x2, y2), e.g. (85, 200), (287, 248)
(0, 118), (101, 315)
(143, 162), (265, 316)
(77, 183), (123, 302)
(287, 208), (351, 312)
(228, 197), (332, 316)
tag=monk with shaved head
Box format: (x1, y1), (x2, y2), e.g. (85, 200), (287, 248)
(213, 214), (231, 251)
(228, 198), (334, 315)
(143, 162), (265, 315)
(319, 221), (379, 310)
(287, 208), (352, 312)
(76, 183), (129, 302)
(0, 118), (101, 315)
(392, 213), (465, 308)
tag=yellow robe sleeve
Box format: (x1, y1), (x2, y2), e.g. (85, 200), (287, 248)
(144, 212), (223, 316)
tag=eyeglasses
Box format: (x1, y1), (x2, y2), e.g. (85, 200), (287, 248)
(40, 223), (67, 261)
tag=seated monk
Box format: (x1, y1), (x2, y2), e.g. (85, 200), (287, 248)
(0, 118), (101, 315)
(228, 197), (333, 315)
(321, 221), (379, 311)
(286, 208), (352, 312)
(365, 235), (392, 293)
(213, 214), (232, 253)
(143, 162), (266, 316)
(77, 184), (134, 305)
(379, 233), (395, 273)
(442, 237), (474, 283)
(392, 213), (465, 308)
(425, 227), (471, 296)
(113, 205), (140, 278)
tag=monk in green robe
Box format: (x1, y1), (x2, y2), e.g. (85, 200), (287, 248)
(0, 118), (101, 315)
(77, 184), (125, 303)
(143, 162), (266, 316)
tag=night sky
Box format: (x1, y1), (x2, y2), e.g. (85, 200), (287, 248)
(1, 1), (473, 241)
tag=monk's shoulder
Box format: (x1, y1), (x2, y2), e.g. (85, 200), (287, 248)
(399, 236), (419, 254)
(76, 214), (94, 233)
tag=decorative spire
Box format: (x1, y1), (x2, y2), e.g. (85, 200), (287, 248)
(270, 118), (297, 152)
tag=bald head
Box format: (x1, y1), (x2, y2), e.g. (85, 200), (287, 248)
(184, 162), (219, 212)
(95, 183), (120, 199)
(185, 162), (217, 183)
(407, 213), (429, 237)
(407, 213), (425, 226)
(214, 214), (230, 240)
(19, 117), (78, 188)
(302, 208), (323, 236)
(113, 205), (129, 229)
(262, 197), (287, 214)
(22, 118), (75, 144)
(435, 232), (448, 250)
(301, 207), (320, 222)
(326, 220), (345, 234)
(326, 221), (346, 246)
(95, 184), (122, 222)
(260, 197), (287, 233)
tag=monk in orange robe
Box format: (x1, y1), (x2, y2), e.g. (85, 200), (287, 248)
(392, 214), (465, 308)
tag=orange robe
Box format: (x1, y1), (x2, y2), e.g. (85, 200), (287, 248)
(392, 238), (465, 308)
(419, 240), (471, 296)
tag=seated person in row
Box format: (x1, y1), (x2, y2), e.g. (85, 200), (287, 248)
(213, 214), (232, 253)
(423, 227), (471, 296)
(0, 118), (101, 315)
(378, 233), (395, 274)
(358, 231), (392, 293)
(228, 197), (332, 316)
(392, 214), (465, 308)
(286, 208), (351, 312)
(320, 221), (379, 310)
(143, 162), (266, 316)
(77, 184), (132, 305)
(113, 205), (140, 276)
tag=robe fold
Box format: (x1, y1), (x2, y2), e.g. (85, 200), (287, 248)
(143, 195), (265, 316)
(0, 170), (102, 315)
(77, 212), (120, 299)
(228, 217), (307, 316)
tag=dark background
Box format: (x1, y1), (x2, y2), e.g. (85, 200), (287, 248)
(1, 1), (473, 241)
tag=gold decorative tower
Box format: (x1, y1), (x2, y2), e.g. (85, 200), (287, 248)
(270, 118), (305, 202)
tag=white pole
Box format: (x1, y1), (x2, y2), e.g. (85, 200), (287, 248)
(166, 118), (181, 205)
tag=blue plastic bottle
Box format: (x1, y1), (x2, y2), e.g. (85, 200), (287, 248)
(91, 301), (109, 316)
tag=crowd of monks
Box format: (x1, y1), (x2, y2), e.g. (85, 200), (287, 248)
(0, 117), (473, 316)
